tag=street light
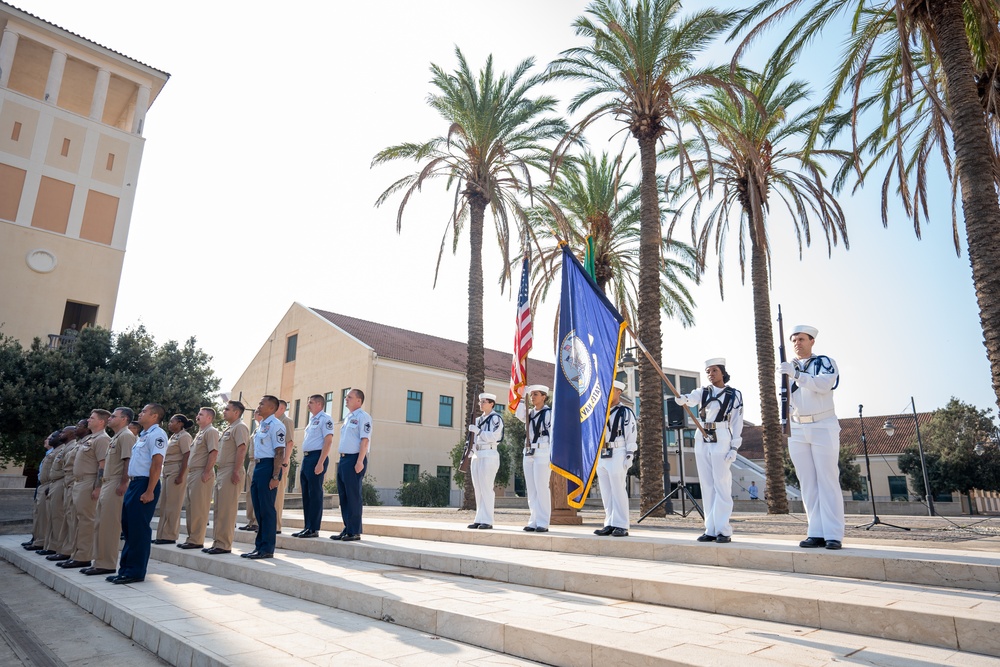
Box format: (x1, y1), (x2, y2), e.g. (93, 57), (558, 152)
(882, 396), (934, 517)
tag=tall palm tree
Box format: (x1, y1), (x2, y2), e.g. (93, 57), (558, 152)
(372, 47), (566, 508)
(548, 0), (737, 514)
(734, 0), (1000, 414)
(664, 58), (850, 513)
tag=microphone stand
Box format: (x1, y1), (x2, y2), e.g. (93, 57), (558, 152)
(855, 404), (909, 531)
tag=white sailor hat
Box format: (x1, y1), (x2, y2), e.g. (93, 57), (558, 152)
(790, 324), (819, 339)
(479, 392), (497, 402)
(612, 380), (627, 391)
(705, 357), (726, 368)
(527, 384), (550, 396)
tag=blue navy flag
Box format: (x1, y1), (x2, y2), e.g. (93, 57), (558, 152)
(550, 244), (626, 508)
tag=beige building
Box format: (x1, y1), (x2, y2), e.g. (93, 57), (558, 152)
(0, 2), (168, 346)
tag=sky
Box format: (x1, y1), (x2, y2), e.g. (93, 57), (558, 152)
(17, 0), (996, 427)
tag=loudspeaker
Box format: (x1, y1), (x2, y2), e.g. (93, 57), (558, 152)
(666, 397), (686, 428)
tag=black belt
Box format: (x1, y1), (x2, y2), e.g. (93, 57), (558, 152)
(254, 457), (274, 463)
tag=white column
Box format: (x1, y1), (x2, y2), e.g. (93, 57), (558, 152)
(90, 68), (111, 121)
(44, 49), (66, 105)
(131, 84), (150, 135)
(0, 28), (18, 88)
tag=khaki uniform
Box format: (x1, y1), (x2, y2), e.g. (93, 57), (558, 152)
(94, 429), (136, 570)
(59, 439), (84, 555)
(156, 430), (192, 541)
(243, 436), (257, 526)
(184, 426), (219, 545)
(70, 432), (110, 561)
(212, 421), (249, 550)
(275, 414), (294, 531)
(30, 450), (55, 548)
(44, 443), (67, 551)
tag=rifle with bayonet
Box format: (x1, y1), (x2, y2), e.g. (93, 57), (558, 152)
(459, 386), (479, 474)
(777, 305), (790, 436)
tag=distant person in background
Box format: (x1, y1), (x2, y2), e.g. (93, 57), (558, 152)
(154, 414), (193, 545)
(749, 481), (759, 500)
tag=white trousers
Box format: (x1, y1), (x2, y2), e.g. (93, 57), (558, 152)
(471, 448), (500, 526)
(788, 418), (844, 541)
(694, 431), (734, 537)
(523, 447), (551, 529)
(596, 448), (630, 529)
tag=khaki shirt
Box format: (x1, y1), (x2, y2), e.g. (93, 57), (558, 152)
(163, 431), (192, 472)
(73, 432), (110, 478)
(189, 426), (220, 470)
(48, 443), (67, 481)
(62, 438), (84, 484)
(217, 421), (250, 469)
(104, 429), (137, 485)
(38, 449), (55, 484)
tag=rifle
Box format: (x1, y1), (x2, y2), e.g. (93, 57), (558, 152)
(777, 305), (790, 436)
(459, 386), (479, 474)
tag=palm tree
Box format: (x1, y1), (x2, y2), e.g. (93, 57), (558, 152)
(548, 0), (737, 515)
(734, 0), (1000, 414)
(664, 58), (849, 513)
(372, 47), (566, 508)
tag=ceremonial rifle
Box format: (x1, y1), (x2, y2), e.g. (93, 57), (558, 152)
(777, 305), (790, 436)
(459, 386), (479, 474)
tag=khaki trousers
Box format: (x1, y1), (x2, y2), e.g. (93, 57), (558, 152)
(94, 481), (125, 570)
(157, 468), (187, 541)
(71, 476), (99, 561)
(243, 460), (257, 525)
(275, 474), (286, 531)
(212, 467), (243, 550)
(31, 483), (50, 548)
(60, 479), (77, 555)
(45, 478), (66, 551)
(184, 468), (214, 545)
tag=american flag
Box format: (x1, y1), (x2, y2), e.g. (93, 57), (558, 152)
(508, 256), (533, 413)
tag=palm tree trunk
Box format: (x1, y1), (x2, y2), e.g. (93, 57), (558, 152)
(462, 194), (488, 510)
(926, 0), (1000, 414)
(636, 134), (666, 515)
(748, 199), (789, 514)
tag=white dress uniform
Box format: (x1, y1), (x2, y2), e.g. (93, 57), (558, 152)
(784, 326), (844, 543)
(596, 389), (637, 532)
(515, 386), (552, 531)
(675, 360), (744, 539)
(470, 395), (504, 528)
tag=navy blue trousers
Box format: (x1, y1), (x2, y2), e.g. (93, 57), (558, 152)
(250, 459), (277, 554)
(118, 477), (161, 579)
(337, 453), (367, 535)
(299, 451), (328, 532)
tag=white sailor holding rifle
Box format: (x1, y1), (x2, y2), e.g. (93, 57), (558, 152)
(467, 393), (504, 530)
(515, 385), (552, 532)
(594, 381), (637, 537)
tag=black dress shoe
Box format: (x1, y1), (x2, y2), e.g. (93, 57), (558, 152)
(799, 537), (826, 548)
(824, 540), (843, 550)
(594, 526), (614, 536)
(523, 526), (536, 532)
(295, 530), (319, 538)
(244, 552), (273, 559)
(341, 534), (361, 542)
(477, 524), (493, 530)
(36, 550), (55, 556)
(46, 554), (70, 561)
(82, 567), (116, 576)
(23, 544), (42, 551)
(110, 576), (143, 585)
(239, 524), (258, 531)
(177, 543), (204, 549)
(611, 528), (629, 537)
(203, 547), (231, 555)
(291, 530), (305, 537)
(534, 527), (549, 533)
(152, 539), (175, 545)
(467, 523), (481, 530)
(105, 574), (120, 582)
(20, 540), (34, 547)
(240, 551), (257, 558)
(329, 532), (347, 541)
(59, 560), (91, 568)
(696, 533), (717, 542)
(715, 535), (732, 544)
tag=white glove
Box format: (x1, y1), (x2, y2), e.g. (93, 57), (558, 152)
(468, 424), (479, 434)
(777, 361), (797, 377)
(625, 453), (634, 467)
(673, 395), (689, 406)
(724, 448), (737, 464)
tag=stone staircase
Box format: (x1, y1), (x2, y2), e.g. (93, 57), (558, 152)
(3, 513), (1000, 666)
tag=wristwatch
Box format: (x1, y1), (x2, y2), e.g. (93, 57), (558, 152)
(271, 474), (280, 480)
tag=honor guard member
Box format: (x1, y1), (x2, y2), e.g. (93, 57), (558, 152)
(240, 410), (260, 532)
(778, 324), (844, 550)
(110, 403), (168, 584)
(39, 426), (74, 557)
(242, 396), (285, 559)
(515, 385), (552, 532)
(177, 408), (219, 550)
(54, 420), (90, 563)
(24, 433), (59, 551)
(84, 407), (135, 576)
(331, 389), (372, 542)
(295, 395), (335, 539)
(205, 401), (249, 555)
(275, 400), (294, 533)
(467, 393), (504, 530)
(61, 410), (112, 568)
(595, 381), (637, 537)
(155, 414), (193, 544)
(675, 358), (744, 543)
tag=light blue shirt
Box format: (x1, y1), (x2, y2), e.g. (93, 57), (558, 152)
(253, 414), (286, 459)
(339, 408), (372, 454)
(302, 411), (335, 452)
(128, 425), (168, 477)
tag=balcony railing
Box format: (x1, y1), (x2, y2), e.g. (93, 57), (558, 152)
(47, 334), (77, 352)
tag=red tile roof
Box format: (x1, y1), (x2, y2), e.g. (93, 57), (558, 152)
(310, 308), (556, 384)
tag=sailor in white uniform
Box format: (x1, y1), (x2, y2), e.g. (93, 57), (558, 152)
(468, 393), (504, 530)
(516, 385), (552, 532)
(674, 358), (744, 543)
(778, 324), (844, 550)
(594, 381), (636, 537)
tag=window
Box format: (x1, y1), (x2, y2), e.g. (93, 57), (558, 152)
(11, 121), (21, 141)
(853, 476), (869, 501)
(494, 403), (506, 414)
(106, 153), (115, 171)
(438, 395), (454, 427)
(679, 375), (698, 394)
(406, 391), (423, 423)
(293, 399), (301, 428)
(888, 476), (909, 501)
(436, 466), (451, 487)
(285, 334), (297, 363)
(403, 464), (420, 484)
(324, 392), (334, 416)
(61, 138), (71, 157)
(341, 388), (351, 420)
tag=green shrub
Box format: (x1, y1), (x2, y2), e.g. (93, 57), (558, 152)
(322, 474), (382, 506)
(395, 472), (450, 507)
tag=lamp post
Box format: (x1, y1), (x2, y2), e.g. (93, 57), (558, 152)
(883, 396), (934, 517)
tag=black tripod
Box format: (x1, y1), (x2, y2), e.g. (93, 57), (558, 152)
(855, 404), (909, 531)
(639, 425), (703, 521)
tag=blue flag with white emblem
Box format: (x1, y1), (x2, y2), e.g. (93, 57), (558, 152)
(550, 244), (626, 508)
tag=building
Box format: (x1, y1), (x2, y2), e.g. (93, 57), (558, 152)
(0, 2), (168, 346)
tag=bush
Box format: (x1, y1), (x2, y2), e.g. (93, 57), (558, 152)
(395, 472), (450, 507)
(322, 474), (383, 506)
